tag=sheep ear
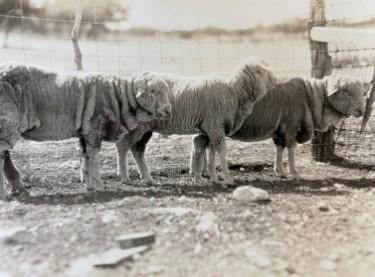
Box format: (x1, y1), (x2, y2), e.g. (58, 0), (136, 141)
(134, 78), (147, 99)
(325, 75), (341, 97)
(136, 86), (146, 98)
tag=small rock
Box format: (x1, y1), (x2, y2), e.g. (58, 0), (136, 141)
(194, 242), (202, 254)
(317, 202), (330, 212)
(0, 226), (27, 244)
(178, 196), (187, 202)
(58, 160), (80, 169)
(196, 212), (219, 236)
(117, 196), (144, 207)
(245, 249), (272, 268)
(241, 209), (253, 218)
(73, 195), (84, 203)
(232, 186), (270, 202)
(151, 207), (194, 217)
(318, 259), (336, 271)
(333, 183), (347, 190)
(101, 211), (119, 224)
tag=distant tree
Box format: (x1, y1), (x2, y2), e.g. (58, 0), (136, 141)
(43, 0), (128, 38)
(0, 0), (38, 48)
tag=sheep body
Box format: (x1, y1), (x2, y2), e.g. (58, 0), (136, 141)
(0, 63), (171, 199)
(190, 75), (365, 180)
(115, 58), (277, 184)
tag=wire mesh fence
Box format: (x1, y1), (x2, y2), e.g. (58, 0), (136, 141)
(321, 0), (375, 164)
(1, 0), (374, 178)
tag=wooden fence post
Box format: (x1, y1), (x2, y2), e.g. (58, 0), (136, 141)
(72, 0), (84, 70)
(309, 0), (333, 162)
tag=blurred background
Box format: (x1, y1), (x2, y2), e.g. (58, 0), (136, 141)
(0, 0), (374, 79)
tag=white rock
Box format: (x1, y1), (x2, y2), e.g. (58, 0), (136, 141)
(150, 207), (194, 217)
(196, 212), (219, 236)
(0, 226), (27, 244)
(317, 202), (330, 212)
(318, 259), (336, 271)
(245, 249), (272, 268)
(101, 211), (119, 224)
(232, 186), (270, 202)
(194, 243), (202, 254)
(58, 160), (80, 169)
(333, 183), (347, 191)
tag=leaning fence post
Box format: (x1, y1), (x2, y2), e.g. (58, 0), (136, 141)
(309, 0), (333, 162)
(72, 0), (84, 70)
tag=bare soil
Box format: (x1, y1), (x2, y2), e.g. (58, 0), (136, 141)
(1, 135), (375, 277)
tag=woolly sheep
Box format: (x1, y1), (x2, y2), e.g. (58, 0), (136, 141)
(115, 57), (277, 185)
(190, 75), (366, 181)
(0, 64), (171, 199)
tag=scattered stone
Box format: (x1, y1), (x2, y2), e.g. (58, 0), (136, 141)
(317, 202), (330, 212)
(196, 212), (219, 236)
(116, 231), (156, 249)
(318, 259), (336, 271)
(333, 183), (347, 190)
(0, 226), (27, 244)
(72, 246), (149, 269)
(244, 249), (272, 268)
(240, 209), (253, 218)
(73, 195), (84, 203)
(150, 207), (194, 217)
(117, 196), (144, 207)
(178, 196), (187, 202)
(101, 211), (119, 224)
(58, 160), (80, 169)
(194, 242), (202, 254)
(140, 265), (165, 275)
(232, 186), (270, 203)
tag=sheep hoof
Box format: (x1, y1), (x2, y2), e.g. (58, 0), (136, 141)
(290, 173), (301, 181)
(143, 178), (156, 185)
(193, 176), (208, 185)
(222, 176), (235, 185)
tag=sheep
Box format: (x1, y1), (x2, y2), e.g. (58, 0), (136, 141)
(114, 57), (277, 185)
(0, 63), (172, 199)
(190, 75), (366, 181)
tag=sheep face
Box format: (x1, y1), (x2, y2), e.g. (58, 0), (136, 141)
(133, 73), (172, 119)
(326, 75), (365, 118)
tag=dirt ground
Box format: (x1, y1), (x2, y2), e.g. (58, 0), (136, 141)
(1, 134), (375, 277)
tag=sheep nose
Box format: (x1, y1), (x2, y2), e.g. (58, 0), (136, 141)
(158, 104), (172, 118)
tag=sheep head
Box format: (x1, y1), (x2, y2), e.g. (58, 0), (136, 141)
(324, 75), (365, 118)
(133, 72), (172, 122)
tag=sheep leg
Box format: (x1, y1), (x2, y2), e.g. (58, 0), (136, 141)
(209, 135), (233, 184)
(85, 144), (104, 191)
(79, 138), (89, 184)
(207, 143), (219, 183)
(0, 153), (6, 200)
(288, 144), (301, 180)
(274, 145), (288, 178)
(130, 132), (154, 184)
(190, 135), (209, 183)
(116, 137), (131, 183)
(81, 133), (104, 192)
(4, 151), (27, 197)
(202, 151), (209, 177)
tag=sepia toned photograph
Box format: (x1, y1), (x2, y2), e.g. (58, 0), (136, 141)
(0, 0), (375, 276)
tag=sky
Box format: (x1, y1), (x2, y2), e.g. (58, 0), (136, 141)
(30, 0), (375, 31)
(121, 0), (310, 30)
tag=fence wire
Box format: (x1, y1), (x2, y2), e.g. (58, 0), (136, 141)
(1, 0), (375, 178)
